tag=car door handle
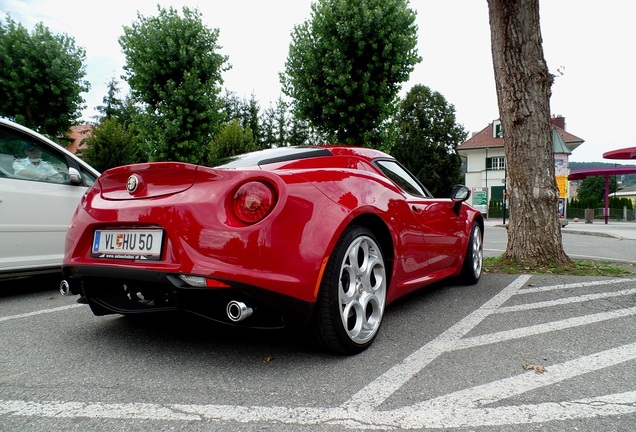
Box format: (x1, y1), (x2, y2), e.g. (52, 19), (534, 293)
(411, 205), (422, 214)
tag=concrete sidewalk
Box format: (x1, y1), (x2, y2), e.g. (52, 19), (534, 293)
(484, 218), (636, 240)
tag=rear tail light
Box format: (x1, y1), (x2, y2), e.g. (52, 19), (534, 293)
(232, 181), (276, 224)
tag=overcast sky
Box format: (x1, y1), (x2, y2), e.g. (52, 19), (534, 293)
(3, 0), (635, 163)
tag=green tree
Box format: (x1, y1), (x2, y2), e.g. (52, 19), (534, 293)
(373, 118), (398, 155)
(259, 96), (324, 147)
(80, 78), (148, 171)
(244, 94), (261, 147)
(220, 90), (242, 124)
(0, 14), (89, 136)
(577, 175), (618, 203)
(220, 92), (264, 148)
(273, 97), (290, 146)
(80, 116), (142, 172)
(261, 105), (278, 148)
(94, 76), (124, 121)
(390, 85), (467, 197)
(119, 6), (229, 164)
(208, 119), (258, 165)
(281, 0), (420, 145)
(262, 96), (290, 147)
(81, 83), (144, 171)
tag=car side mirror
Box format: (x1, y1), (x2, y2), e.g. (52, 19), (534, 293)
(68, 167), (82, 185)
(450, 185), (470, 202)
(450, 185), (471, 216)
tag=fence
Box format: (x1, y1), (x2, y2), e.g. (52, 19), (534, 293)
(486, 200), (635, 222)
(567, 207), (635, 222)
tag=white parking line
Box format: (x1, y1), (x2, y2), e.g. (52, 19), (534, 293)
(341, 275), (532, 411)
(0, 400), (199, 421)
(517, 277), (636, 295)
(393, 390), (636, 429)
(495, 288), (636, 313)
(0, 304), (82, 323)
(454, 306), (636, 351)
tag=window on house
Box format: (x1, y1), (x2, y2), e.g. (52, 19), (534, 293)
(486, 156), (506, 171)
(493, 120), (503, 138)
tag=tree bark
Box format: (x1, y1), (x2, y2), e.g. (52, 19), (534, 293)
(487, 0), (570, 265)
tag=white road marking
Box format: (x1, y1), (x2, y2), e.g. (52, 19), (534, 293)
(495, 287), (636, 313)
(392, 390), (636, 429)
(0, 400), (199, 421)
(2, 275), (635, 429)
(408, 342), (636, 410)
(517, 277), (636, 295)
(453, 306), (636, 351)
(342, 275), (532, 411)
(0, 304), (82, 323)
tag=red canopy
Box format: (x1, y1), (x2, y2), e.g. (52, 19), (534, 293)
(568, 166), (636, 180)
(603, 146), (636, 160)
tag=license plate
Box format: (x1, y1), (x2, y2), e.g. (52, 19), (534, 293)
(91, 229), (163, 260)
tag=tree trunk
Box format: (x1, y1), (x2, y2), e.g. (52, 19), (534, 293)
(487, 0), (570, 265)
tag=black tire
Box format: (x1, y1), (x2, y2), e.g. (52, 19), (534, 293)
(311, 226), (387, 355)
(459, 222), (483, 285)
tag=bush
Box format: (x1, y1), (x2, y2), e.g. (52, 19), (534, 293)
(488, 198), (505, 218)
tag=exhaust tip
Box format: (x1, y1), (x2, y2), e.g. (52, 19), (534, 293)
(59, 280), (71, 296)
(226, 300), (253, 322)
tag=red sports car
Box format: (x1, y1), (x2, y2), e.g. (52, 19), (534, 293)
(61, 145), (483, 354)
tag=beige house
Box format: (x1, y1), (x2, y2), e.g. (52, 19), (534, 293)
(457, 116), (585, 217)
(611, 184), (636, 205)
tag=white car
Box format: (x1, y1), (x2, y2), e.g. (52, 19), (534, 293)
(0, 118), (100, 278)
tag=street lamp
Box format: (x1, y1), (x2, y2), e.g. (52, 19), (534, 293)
(503, 162), (507, 225)
(485, 147), (489, 219)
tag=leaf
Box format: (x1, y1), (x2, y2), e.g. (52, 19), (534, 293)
(522, 363), (546, 374)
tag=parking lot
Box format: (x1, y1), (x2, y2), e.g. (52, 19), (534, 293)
(2, 266), (635, 431)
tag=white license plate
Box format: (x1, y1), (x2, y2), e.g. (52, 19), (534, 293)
(91, 229), (163, 260)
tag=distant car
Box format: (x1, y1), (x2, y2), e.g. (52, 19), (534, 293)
(61, 145), (483, 354)
(0, 118), (100, 278)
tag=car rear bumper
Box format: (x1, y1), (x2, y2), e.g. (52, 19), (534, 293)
(62, 265), (314, 329)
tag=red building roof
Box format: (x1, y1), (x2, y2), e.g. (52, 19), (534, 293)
(66, 125), (93, 154)
(458, 117), (584, 151)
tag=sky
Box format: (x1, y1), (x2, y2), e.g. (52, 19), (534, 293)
(2, 0), (636, 163)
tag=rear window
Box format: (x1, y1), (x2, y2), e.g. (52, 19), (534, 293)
(213, 147), (332, 169)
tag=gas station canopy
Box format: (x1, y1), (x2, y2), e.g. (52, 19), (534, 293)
(568, 166), (636, 181)
(603, 146), (636, 160)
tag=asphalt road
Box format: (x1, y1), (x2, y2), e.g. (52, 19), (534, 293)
(484, 219), (636, 267)
(1, 229), (635, 431)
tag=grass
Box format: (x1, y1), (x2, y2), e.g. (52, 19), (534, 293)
(483, 256), (634, 277)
